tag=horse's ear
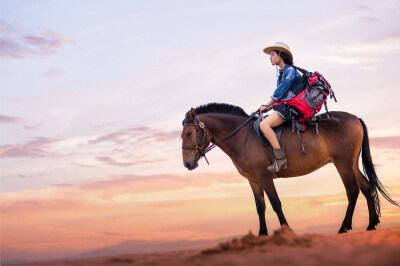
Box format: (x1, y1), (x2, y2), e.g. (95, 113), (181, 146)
(189, 108), (196, 120)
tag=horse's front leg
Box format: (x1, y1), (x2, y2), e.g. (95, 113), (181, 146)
(260, 177), (289, 227)
(249, 180), (268, 235)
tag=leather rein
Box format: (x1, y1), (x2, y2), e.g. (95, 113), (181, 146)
(182, 110), (260, 165)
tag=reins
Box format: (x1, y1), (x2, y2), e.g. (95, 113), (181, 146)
(182, 110), (260, 165)
(220, 110), (260, 142)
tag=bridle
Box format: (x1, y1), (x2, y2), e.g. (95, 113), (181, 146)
(182, 117), (216, 165)
(182, 110), (260, 165)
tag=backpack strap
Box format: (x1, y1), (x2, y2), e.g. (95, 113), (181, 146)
(291, 65), (309, 75)
(278, 64), (291, 83)
(291, 116), (307, 155)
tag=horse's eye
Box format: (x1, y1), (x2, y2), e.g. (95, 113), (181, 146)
(187, 132), (193, 137)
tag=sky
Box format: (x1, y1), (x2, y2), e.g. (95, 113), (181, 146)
(1, 0), (400, 263)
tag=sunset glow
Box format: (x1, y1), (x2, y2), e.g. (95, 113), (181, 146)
(1, 0), (400, 264)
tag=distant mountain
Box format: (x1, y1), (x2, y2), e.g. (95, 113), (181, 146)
(71, 237), (232, 259)
(3, 236), (238, 264)
(3, 259), (30, 265)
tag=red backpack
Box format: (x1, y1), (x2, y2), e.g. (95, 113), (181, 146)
(274, 66), (337, 122)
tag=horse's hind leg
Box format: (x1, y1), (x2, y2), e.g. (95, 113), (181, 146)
(334, 162), (360, 233)
(249, 180), (268, 235)
(355, 170), (380, 230)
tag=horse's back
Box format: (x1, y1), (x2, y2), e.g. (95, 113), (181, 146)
(277, 111), (363, 177)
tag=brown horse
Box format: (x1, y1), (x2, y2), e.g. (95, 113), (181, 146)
(181, 103), (399, 235)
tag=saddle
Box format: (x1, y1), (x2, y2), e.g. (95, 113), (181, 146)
(253, 114), (322, 155)
(253, 115), (284, 147)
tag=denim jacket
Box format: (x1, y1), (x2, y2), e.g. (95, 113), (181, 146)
(271, 64), (301, 101)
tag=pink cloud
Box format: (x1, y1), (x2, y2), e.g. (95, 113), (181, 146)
(2, 198), (82, 215)
(88, 127), (180, 146)
(0, 137), (61, 158)
(362, 17), (381, 23)
(41, 68), (66, 77)
(80, 172), (244, 198)
(0, 96), (38, 102)
(4, 174), (44, 179)
(0, 20), (74, 59)
(0, 114), (24, 124)
(355, 5), (372, 11)
(72, 162), (99, 168)
(370, 136), (400, 149)
(0, 114), (43, 130)
(23, 123), (44, 130)
(95, 156), (165, 167)
(89, 127), (150, 145)
(145, 129), (181, 142)
(93, 122), (121, 130)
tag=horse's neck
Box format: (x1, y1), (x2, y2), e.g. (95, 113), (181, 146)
(198, 113), (248, 155)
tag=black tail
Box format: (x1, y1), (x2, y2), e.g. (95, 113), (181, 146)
(359, 118), (400, 216)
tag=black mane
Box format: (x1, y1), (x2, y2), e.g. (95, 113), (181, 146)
(184, 103), (249, 122)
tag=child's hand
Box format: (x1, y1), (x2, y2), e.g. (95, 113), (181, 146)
(259, 105), (272, 113)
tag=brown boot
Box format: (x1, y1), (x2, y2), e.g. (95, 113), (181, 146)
(267, 147), (288, 172)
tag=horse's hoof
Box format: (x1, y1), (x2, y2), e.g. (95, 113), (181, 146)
(366, 226), (376, 231)
(338, 224), (352, 234)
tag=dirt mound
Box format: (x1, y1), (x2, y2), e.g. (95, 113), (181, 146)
(201, 225), (321, 254)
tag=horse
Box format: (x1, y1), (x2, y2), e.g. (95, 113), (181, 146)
(181, 103), (399, 235)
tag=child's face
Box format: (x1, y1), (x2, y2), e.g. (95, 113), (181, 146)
(270, 50), (282, 66)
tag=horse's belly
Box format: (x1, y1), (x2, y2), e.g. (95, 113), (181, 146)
(277, 128), (332, 178)
(276, 160), (332, 178)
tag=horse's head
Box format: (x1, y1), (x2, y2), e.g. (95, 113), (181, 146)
(181, 108), (211, 170)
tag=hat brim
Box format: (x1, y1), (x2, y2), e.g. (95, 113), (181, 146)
(263, 46), (293, 60)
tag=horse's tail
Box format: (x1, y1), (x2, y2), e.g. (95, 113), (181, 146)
(359, 118), (400, 216)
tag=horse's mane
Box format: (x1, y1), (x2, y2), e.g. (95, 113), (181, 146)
(184, 103), (249, 122)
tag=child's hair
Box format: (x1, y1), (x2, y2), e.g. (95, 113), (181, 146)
(274, 49), (293, 65)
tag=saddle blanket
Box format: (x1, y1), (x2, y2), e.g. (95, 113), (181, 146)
(253, 115), (284, 147)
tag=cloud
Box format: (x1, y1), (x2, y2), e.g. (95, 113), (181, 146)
(95, 156), (165, 167)
(72, 162), (99, 168)
(361, 17), (381, 23)
(88, 126), (180, 146)
(321, 55), (376, 65)
(0, 114), (43, 130)
(1, 171), (246, 214)
(80, 172), (244, 199)
(2, 199), (80, 214)
(0, 137), (62, 158)
(323, 36), (400, 65)
(93, 122), (121, 130)
(329, 36), (400, 55)
(41, 68), (66, 77)
(0, 114), (24, 124)
(23, 123), (44, 130)
(370, 136), (400, 149)
(88, 127), (151, 145)
(50, 183), (73, 188)
(4, 174), (44, 179)
(146, 129), (181, 143)
(355, 5), (372, 11)
(0, 96), (38, 102)
(0, 19), (74, 59)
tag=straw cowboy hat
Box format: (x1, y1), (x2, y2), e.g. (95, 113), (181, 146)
(263, 42), (293, 62)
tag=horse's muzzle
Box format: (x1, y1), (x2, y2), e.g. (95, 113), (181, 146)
(184, 160), (198, 170)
